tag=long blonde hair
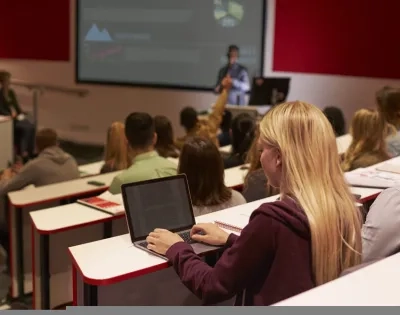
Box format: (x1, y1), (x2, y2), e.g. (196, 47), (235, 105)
(260, 101), (362, 285)
(342, 109), (394, 172)
(104, 122), (131, 171)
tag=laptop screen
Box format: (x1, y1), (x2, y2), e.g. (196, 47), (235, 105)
(123, 176), (195, 240)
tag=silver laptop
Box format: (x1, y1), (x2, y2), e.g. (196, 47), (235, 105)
(121, 174), (219, 260)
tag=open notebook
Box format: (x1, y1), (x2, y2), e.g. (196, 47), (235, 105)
(214, 212), (250, 234)
(77, 191), (124, 215)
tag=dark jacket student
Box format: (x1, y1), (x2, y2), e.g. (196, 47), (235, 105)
(145, 101), (362, 306)
(0, 71), (36, 159)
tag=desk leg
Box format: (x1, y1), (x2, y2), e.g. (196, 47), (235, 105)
(15, 208), (24, 299)
(39, 234), (50, 309)
(103, 221), (112, 239)
(83, 284), (98, 306)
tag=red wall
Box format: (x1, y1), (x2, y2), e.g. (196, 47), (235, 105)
(0, 0), (70, 61)
(274, 0), (400, 79)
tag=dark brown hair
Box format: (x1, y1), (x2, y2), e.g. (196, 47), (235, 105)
(154, 115), (179, 158)
(125, 112), (155, 149)
(178, 137), (232, 207)
(376, 86), (400, 128)
(36, 128), (58, 152)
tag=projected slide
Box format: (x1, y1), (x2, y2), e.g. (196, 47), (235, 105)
(76, 0), (265, 89)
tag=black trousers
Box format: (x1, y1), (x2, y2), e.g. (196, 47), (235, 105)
(14, 119), (35, 156)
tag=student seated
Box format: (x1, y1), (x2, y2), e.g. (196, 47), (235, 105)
(223, 113), (255, 169)
(146, 101), (362, 306)
(242, 126), (279, 202)
(341, 109), (393, 172)
(0, 71), (36, 161)
(217, 110), (233, 147)
(176, 76), (232, 149)
(0, 128), (80, 196)
(109, 112), (177, 194)
(362, 186), (400, 263)
(376, 86), (400, 156)
(178, 137), (246, 217)
(100, 121), (131, 174)
(154, 115), (179, 158)
(323, 106), (346, 137)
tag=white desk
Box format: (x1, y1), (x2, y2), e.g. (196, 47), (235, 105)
(78, 161), (104, 177)
(351, 187), (382, 203)
(224, 164), (249, 189)
(7, 170), (121, 300)
(219, 145), (231, 154)
(0, 116), (13, 171)
(69, 196), (278, 306)
(336, 133), (352, 155)
(275, 253), (400, 306)
(345, 156), (400, 188)
(30, 203), (127, 309)
(68, 189), (378, 307)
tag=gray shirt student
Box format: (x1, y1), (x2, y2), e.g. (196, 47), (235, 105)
(362, 186), (400, 262)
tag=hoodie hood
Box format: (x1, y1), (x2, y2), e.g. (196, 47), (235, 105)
(251, 197), (310, 240)
(39, 146), (73, 165)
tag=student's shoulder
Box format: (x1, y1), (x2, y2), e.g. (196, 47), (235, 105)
(230, 189), (246, 205)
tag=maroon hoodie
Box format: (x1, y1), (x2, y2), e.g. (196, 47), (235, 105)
(165, 198), (315, 306)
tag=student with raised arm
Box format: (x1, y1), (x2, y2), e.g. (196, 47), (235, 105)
(146, 101), (362, 306)
(176, 76), (232, 149)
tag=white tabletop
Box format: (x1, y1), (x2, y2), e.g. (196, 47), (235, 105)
(219, 145), (231, 154)
(69, 183), (381, 285)
(275, 253), (400, 306)
(350, 187), (382, 202)
(224, 164), (249, 188)
(336, 133), (352, 155)
(68, 195), (278, 284)
(8, 171), (121, 207)
(30, 203), (113, 234)
(78, 161), (105, 177)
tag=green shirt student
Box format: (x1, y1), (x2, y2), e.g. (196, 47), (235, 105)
(108, 112), (177, 195)
(109, 151), (176, 194)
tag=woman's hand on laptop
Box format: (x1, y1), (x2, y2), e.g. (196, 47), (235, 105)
(146, 229), (184, 255)
(191, 223), (229, 246)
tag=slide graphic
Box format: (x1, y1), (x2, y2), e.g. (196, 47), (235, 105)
(85, 24), (113, 42)
(214, 0), (244, 28)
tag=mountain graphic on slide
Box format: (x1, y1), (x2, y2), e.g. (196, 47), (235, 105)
(85, 24), (113, 42)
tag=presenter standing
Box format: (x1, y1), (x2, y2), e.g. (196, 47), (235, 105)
(215, 45), (250, 106)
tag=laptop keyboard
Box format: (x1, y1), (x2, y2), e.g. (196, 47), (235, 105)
(138, 231), (195, 249)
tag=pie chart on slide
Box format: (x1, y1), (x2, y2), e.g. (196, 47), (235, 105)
(214, 0), (244, 28)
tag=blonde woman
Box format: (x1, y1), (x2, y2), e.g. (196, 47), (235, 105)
(342, 109), (393, 172)
(145, 101), (362, 306)
(100, 122), (131, 174)
(242, 125), (279, 202)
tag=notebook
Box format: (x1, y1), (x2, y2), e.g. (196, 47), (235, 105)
(77, 191), (124, 215)
(215, 212), (249, 234)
